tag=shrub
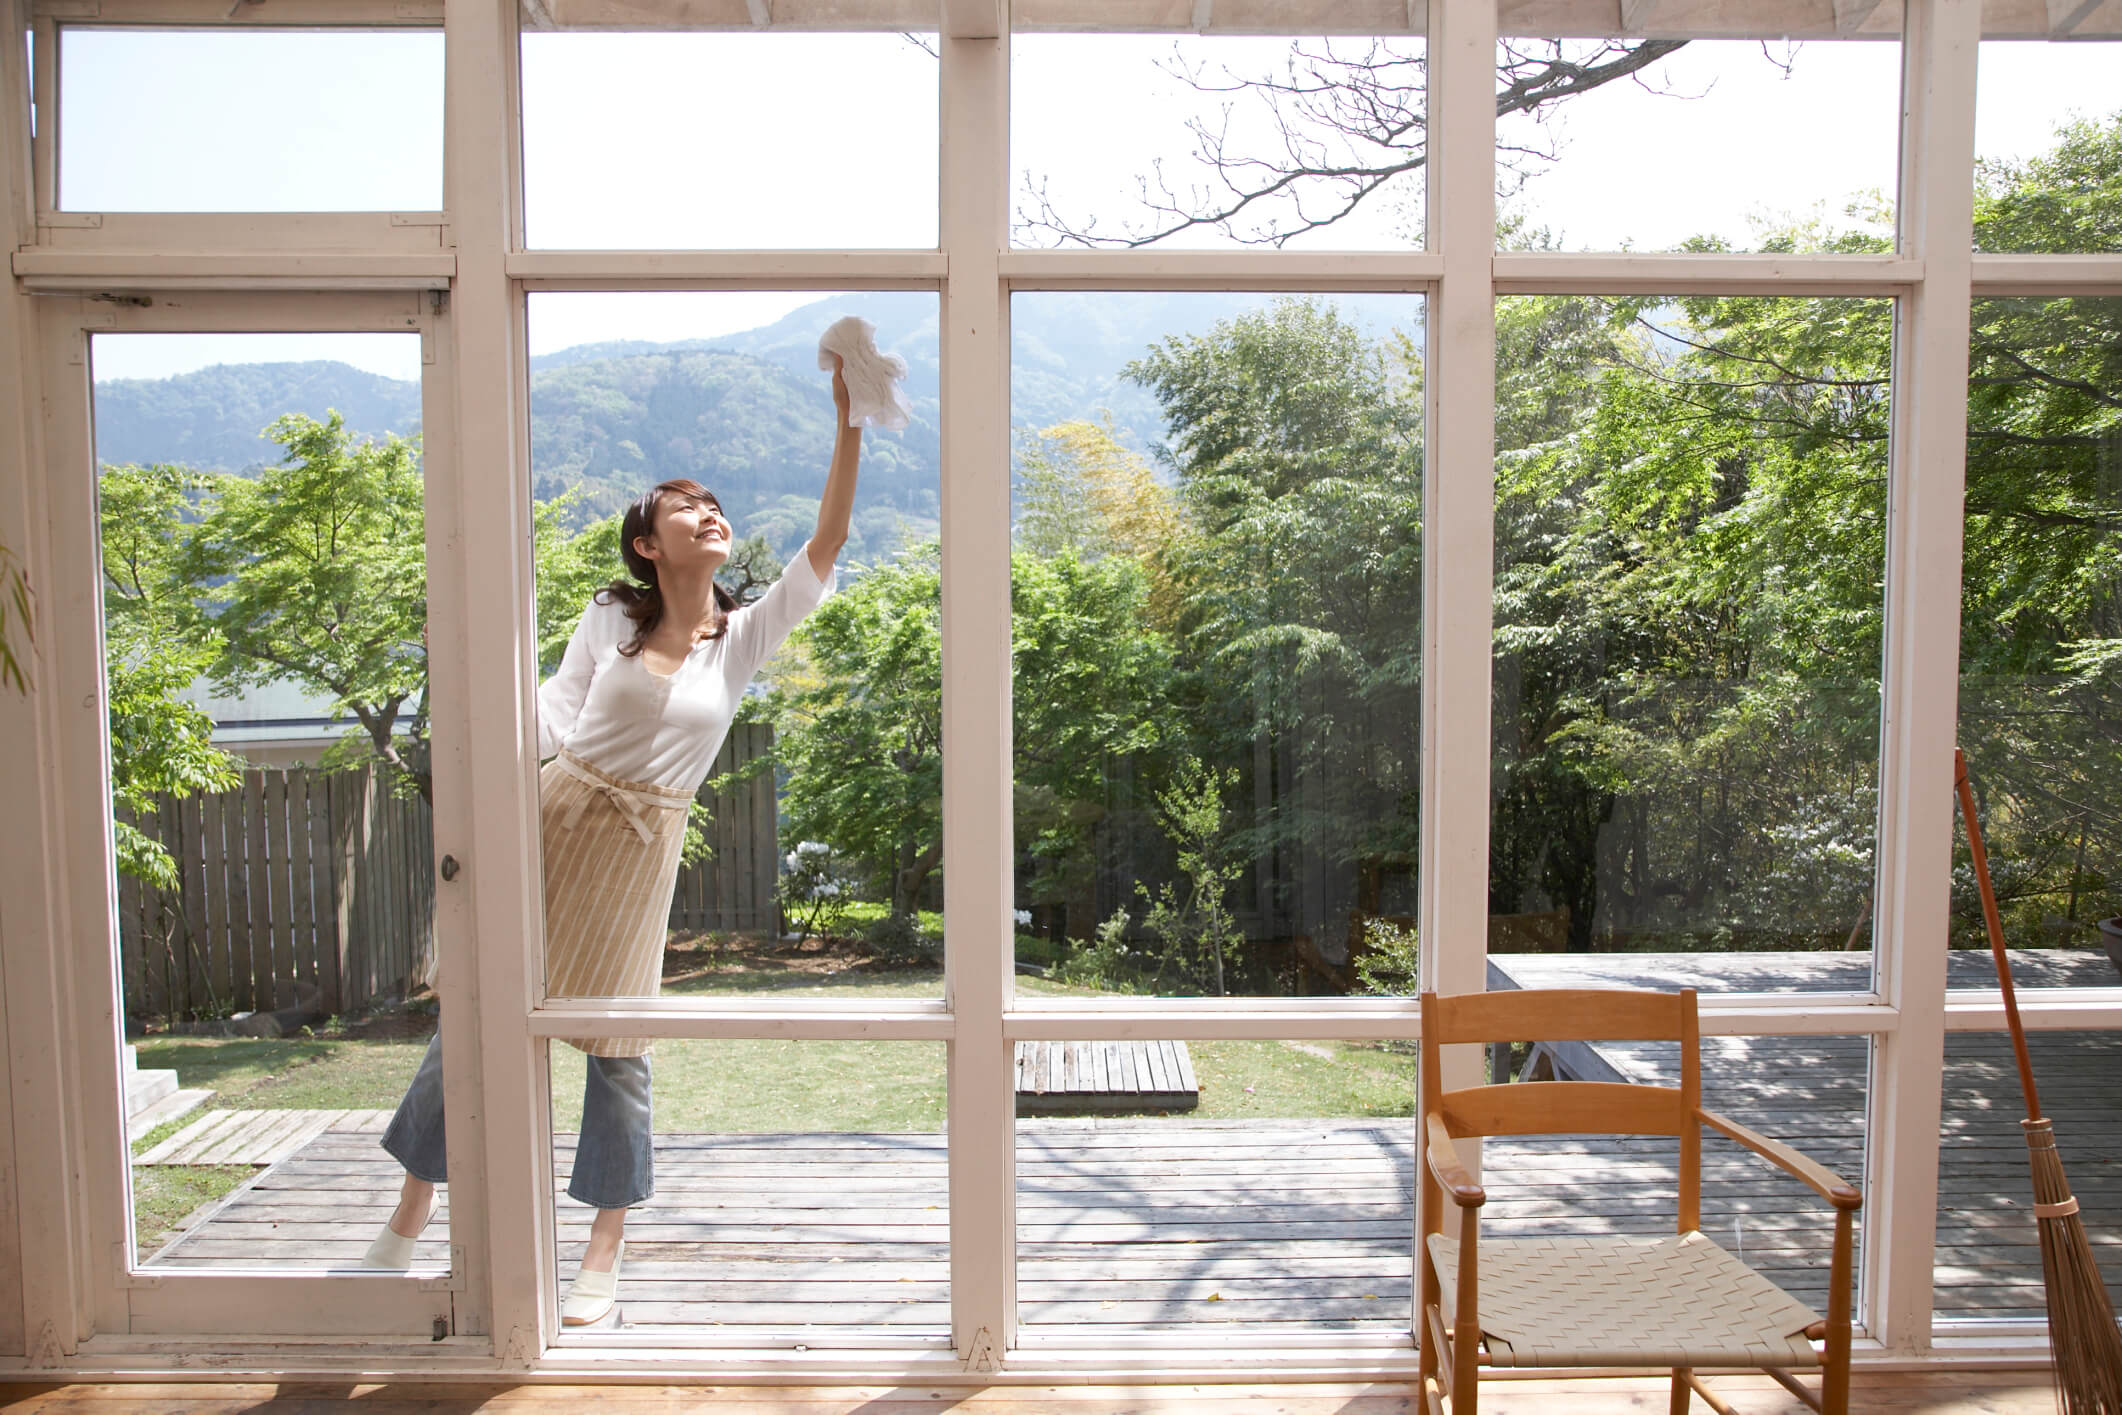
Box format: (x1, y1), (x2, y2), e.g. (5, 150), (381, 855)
(863, 910), (940, 966)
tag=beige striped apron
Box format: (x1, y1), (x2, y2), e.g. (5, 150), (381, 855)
(541, 749), (695, 1058)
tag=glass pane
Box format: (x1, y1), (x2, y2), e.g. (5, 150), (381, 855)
(521, 33), (937, 249)
(1974, 41), (2122, 255)
(546, 1039), (947, 1342)
(1492, 294), (1891, 993)
(526, 292), (943, 1002)
(1484, 1033), (1867, 1324)
(1957, 297), (2122, 994)
(1011, 35), (1427, 250)
(1493, 38), (1902, 253)
(1014, 1036), (1416, 1337)
(1008, 292), (1423, 999)
(95, 332), (448, 1272)
(1934, 1030), (2122, 1323)
(59, 29), (443, 212)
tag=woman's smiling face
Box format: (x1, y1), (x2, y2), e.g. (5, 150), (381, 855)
(638, 489), (730, 571)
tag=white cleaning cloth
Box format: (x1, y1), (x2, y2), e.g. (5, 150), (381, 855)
(816, 315), (912, 432)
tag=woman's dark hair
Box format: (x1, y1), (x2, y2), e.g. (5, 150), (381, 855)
(595, 478), (739, 659)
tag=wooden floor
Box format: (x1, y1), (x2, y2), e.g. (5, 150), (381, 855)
(0, 1372), (2067, 1413)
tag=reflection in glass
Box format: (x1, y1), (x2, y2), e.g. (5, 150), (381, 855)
(1956, 298), (2122, 989)
(1492, 294), (1891, 990)
(521, 33), (937, 249)
(94, 333), (444, 1270)
(546, 1039), (948, 1339)
(59, 29), (443, 212)
(1014, 1037), (1415, 1335)
(1935, 1031), (2121, 1322)
(1009, 293), (1423, 999)
(526, 291), (943, 1002)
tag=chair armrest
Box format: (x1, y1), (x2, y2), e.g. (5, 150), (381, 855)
(1697, 1108), (1861, 1211)
(1426, 1112), (1486, 1207)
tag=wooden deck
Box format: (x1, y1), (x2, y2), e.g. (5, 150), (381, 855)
(1486, 951), (2122, 1321)
(135, 948), (2116, 1337)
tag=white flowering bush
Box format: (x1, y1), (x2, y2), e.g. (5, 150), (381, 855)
(779, 840), (854, 939)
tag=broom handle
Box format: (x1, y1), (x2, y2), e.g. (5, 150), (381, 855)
(1953, 748), (2044, 1123)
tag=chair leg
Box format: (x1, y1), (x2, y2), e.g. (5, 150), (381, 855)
(1670, 1367), (1692, 1414)
(1823, 1346), (1850, 1415)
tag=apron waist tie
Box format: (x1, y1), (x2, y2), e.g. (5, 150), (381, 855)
(553, 754), (686, 845)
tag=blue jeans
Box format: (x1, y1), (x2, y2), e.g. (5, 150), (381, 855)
(381, 1029), (656, 1210)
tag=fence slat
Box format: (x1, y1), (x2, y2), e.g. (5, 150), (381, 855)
(289, 770), (316, 997)
(264, 770), (291, 1010)
(310, 771), (341, 1014)
(245, 770), (274, 1011)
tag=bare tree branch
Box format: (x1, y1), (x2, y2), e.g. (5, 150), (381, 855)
(1017, 37), (1688, 249)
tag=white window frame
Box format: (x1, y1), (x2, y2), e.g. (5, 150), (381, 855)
(1, 0), (2119, 1380)
(7, 289), (479, 1352)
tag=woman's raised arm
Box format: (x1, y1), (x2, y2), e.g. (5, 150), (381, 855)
(808, 356), (861, 581)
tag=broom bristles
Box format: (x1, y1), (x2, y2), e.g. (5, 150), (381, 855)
(2023, 1120), (2122, 1415)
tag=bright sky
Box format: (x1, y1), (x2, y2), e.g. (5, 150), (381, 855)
(59, 28), (2116, 383)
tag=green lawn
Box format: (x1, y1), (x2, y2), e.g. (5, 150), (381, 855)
(127, 942), (1415, 1255)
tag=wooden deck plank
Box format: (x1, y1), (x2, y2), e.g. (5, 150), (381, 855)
(137, 1108), (2113, 1334)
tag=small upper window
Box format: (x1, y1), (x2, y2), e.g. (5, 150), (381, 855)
(1492, 37), (1903, 254)
(520, 32), (938, 249)
(1974, 40), (2122, 255)
(58, 28), (444, 213)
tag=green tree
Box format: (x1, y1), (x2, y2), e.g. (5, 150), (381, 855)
(770, 546), (1178, 929)
(99, 462), (243, 888)
(1124, 297), (1426, 930)
(770, 552), (944, 917)
(178, 413), (434, 799)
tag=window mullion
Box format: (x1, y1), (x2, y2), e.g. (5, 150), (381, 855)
(444, 0), (546, 1354)
(1869, 0), (1980, 1357)
(939, 10), (1015, 1363)
(1419, 0), (1496, 1007)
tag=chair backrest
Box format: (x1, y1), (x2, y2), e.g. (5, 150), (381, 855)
(1419, 985), (1706, 1235)
(1420, 988), (1701, 1140)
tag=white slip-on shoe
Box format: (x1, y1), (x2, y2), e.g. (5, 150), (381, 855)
(362, 1192), (437, 1270)
(562, 1240), (624, 1327)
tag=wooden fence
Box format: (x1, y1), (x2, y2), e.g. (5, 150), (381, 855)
(116, 723), (779, 1021)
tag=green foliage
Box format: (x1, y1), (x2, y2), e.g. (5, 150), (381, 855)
(1129, 298), (1425, 897)
(862, 909), (940, 967)
(1135, 757), (1246, 995)
(0, 538), (29, 695)
(770, 550), (945, 916)
(1975, 112), (2122, 256)
(1353, 917), (1421, 998)
(1053, 907), (1143, 993)
(178, 413), (433, 800)
(98, 462), (243, 887)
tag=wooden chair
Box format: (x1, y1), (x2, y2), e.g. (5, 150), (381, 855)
(1417, 988), (1859, 1415)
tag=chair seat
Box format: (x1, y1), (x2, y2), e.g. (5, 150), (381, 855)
(1428, 1229), (1822, 1369)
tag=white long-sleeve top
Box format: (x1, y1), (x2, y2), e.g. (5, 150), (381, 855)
(536, 544), (836, 791)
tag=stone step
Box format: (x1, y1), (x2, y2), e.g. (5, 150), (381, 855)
(128, 1088), (211, 1145)
(126, 1067), (178, 1117)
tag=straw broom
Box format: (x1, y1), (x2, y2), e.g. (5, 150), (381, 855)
(1955, 748), (2122, 1413)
